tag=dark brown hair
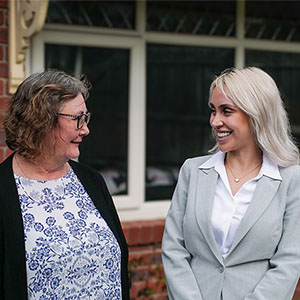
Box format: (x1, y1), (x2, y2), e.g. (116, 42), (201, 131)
(4, 69), (91, 159)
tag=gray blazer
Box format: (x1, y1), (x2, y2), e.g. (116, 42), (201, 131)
(162, 155), (300, 300)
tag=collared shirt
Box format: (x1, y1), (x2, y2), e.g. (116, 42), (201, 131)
(199, 151), (282, 259)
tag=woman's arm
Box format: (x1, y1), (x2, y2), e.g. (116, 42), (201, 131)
(162, 159), (204, 300)
(245, 166), (300, 300)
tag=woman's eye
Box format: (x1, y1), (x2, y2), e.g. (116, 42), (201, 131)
(224, 109), (232, 114)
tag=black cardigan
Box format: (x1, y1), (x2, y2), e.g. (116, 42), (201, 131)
(0, 154), (130, 299)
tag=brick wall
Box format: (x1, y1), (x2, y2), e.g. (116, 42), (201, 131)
(0, 0), (9, 161)
(122, 220), (168, 300)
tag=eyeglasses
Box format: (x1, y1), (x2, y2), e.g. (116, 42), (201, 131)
(58, 112), (91, 129)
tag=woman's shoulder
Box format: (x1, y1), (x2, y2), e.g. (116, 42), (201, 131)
(182, 154), (213, 168)
(279, 164), (300, 180)
(178, 154), (214, 176)
(69, 159), (101, 178)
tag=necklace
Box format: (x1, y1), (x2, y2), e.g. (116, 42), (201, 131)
(15, 154), (69, 180)
(15, 154), (29, 178)
(226, 161), (261, 183)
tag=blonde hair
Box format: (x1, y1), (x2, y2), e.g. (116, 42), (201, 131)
(209, 67), (299, 167)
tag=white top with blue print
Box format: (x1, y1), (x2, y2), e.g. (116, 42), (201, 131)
(14, 167), (122, 300)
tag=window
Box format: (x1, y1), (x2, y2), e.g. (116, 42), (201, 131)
(46, 0), (136, 29)
(30, 0), (300, 220)
(45, 44), (130, 196)
(246, 50), (300, 143)
(146, 43), (234, 201)
(245, 1), (300, 41)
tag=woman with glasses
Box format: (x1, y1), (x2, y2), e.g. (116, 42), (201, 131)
(0, 70), (129, 300)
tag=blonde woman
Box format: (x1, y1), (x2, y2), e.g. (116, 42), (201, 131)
(162, 67), (300, 300)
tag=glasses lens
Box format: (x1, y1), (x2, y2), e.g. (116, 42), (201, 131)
(86, 112), (91, 124)
(78, 113), (91, 129)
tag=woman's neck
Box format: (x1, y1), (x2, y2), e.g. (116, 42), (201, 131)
(13, 153), (70, 181)
(225, 147), (262, 172)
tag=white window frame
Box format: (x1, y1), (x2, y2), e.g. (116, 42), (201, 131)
(29, 0), (300, 221)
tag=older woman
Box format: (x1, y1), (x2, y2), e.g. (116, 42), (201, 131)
(0, 70), (129, 300)
(162, 67), (300, 300)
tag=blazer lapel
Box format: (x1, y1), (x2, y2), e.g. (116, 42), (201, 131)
(227, 175), (281, 256)
(195, 167), (223, 263)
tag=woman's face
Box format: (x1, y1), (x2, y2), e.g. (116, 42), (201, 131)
(209, 87), (256, 153)
(46, 93), (90, 162)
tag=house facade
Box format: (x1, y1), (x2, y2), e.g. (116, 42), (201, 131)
(4, 1), (300, 299)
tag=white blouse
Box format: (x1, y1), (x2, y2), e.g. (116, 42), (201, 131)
(199, 151), (281, 259)
(15, 167), (122, 300)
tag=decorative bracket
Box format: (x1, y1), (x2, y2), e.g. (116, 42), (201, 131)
(9, 0), (49, 94)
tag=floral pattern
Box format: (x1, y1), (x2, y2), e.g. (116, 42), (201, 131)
(15, 168), (121, 300)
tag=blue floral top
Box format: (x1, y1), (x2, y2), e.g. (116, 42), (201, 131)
(14, 167), (122, 300)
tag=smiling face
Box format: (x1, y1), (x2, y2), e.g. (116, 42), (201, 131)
(209, 88), (256, 154)
(44, 93), (90, 162)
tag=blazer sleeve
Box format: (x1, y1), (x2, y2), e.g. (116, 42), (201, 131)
(162, 159), (204, 300)
(245, 166), (300, 300)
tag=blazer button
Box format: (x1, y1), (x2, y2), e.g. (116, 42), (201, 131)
(219, 266), (224, 273)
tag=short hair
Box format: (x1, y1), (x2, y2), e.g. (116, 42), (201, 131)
(209, 67), (299, 167)
(4, 69), (91, 159)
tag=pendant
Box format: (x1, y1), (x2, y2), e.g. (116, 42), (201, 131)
(234, 178), (240, 183)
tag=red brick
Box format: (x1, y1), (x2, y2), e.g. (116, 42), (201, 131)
(140, 223), (154, 244)
(0, 129), (5, 146)
(0, 62), (7, 77)
(4, 9), (7, 27)
(149, 293), (168, 300)
(294, 284), (300, 298)
(0, 10), (3, 26)
(5, 79), (8, 95)
(129, 244), (155, 255)
(0, 1), (7, 9)
(0, 112), (4, 126)
(153, 221), (165, 243)
(0, 96), (9, 111)
(0, 28), (7, 43)
(0, 45), (3, 61)
(123, 220), (165, 246)
(126, 223), (141, 246)
(0, 147), (4, 162)
(130, 281), (147, 298)
(125, 220), (166, 299)
(0, 79), (3, 94)
(5, 147), (13, 158)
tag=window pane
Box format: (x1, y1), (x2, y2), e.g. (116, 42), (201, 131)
(147, 0), (236, 36)
(46, 0), (136, 29)
(246, 1), (300, 41)
(246, 50), (300, 146)
(146, 43), (234, 201)
(45, 44), (129, 195)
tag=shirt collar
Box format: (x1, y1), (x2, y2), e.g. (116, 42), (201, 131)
(199, 151), (282, 181)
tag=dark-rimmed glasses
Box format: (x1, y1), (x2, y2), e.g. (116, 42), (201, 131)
(58, 112), (91, 129)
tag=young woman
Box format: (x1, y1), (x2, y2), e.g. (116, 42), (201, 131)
(162, 67), (300, 300)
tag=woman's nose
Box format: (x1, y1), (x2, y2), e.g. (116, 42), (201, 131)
(210, 114), (223, 128)
(80, 122), (90, 136)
